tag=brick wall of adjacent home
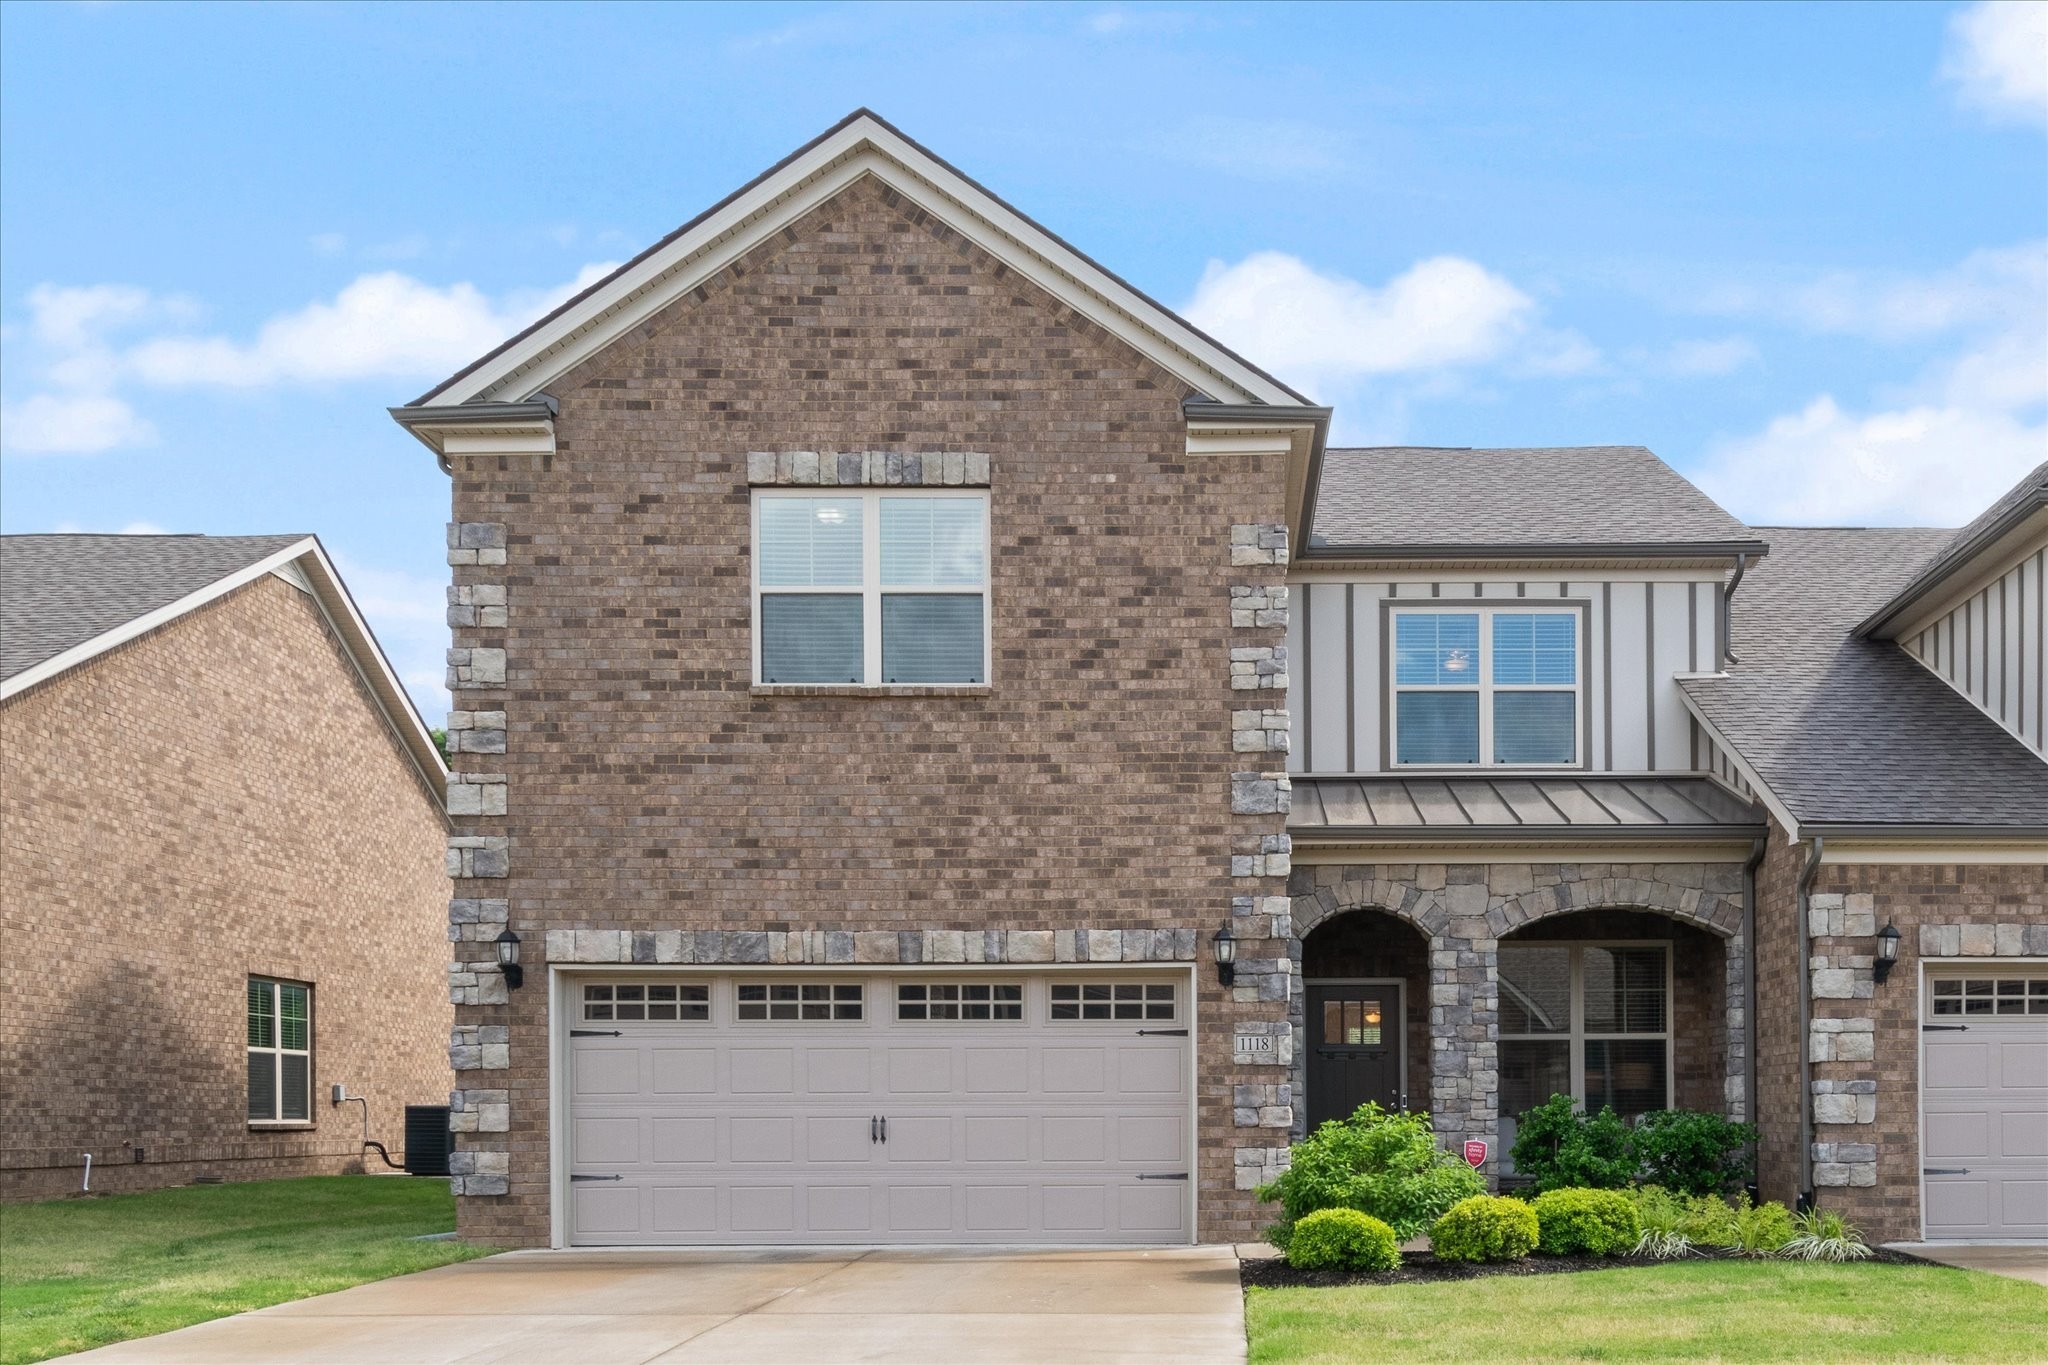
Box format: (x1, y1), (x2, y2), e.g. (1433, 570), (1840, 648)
(441, 174), (1294, 1246)
(0, 575), (451, 1200)
(1753, 819), (2047, 1242)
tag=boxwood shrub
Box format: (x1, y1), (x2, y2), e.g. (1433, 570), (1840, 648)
(1286, 1208), (1402, 1272)
(1257, 1103), (1485, 1248)
(1429, 1194), (1540, 1263)
(1531, 1187), (1641, 1255)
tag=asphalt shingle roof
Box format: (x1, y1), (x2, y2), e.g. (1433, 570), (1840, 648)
(1680, 526), (2048, 830)
(1857, 461), (2048, 635)
(1, 534), (309, 682)
(1308, 446), (1760, 552)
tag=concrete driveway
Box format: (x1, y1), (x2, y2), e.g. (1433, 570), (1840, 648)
(59, 1246), (1247, 1364)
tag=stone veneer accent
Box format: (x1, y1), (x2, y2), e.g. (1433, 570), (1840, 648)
(745, 450), (992, 486)
(1918, 922), (2048, 956)
(542, 927), (1197, 965)
(1290, 863), (1750, 1164)
(446, 522), (512, 1197)
(1226, 525), (1296, 1193)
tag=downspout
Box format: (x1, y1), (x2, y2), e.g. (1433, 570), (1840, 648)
(1742, 834), (1766, 1194)
(1795, 835), (1824, 1212)
(1720, 552), (1750, 667)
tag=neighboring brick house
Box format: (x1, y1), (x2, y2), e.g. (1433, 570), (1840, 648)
(0, 534), (451, 1199)
(390, 110), (2045, 1250)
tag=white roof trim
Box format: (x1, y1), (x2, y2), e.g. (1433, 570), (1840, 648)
(1, 538), (449, 804)
(1675, 689), (1802, 840)
(416, 114), (1300, 411)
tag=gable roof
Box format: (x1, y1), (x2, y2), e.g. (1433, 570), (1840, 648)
(1304, 446), (1764, 559)
(401, 109), (1308, 418)
(1678, 526), (2048, 837)
(1855, 460), (2048, 638)
(1, 534), (447, 801)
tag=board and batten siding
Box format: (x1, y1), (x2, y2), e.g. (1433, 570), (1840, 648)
(1900, 545), (2047, 758)
(1286, 576), (1722, 776)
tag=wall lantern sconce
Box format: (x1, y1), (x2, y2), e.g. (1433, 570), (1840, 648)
(1872, 921), (1901, 985)
(1212, 923), (1237, 987)
(495, 929), (524, 990)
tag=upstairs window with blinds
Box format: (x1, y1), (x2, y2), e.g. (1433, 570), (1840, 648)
(755, 491), (988, 685)
(1391, 607), (1581, 767)
(247, 978), (311, 1123)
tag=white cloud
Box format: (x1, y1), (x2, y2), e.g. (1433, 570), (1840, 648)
(1696, 241), (2046, 341)
(1184, 251), (1544, 397)
(1142, 116), (1352, 180)
(50, 519), (171, 535)
(1943, 1), (2048, 127)
(0, 393), (156, 454)
(1663, 336), (1760, 377)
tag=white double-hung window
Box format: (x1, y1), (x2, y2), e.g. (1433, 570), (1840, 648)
(247, 977), (311, 1123)
(1392, 607), (1580, 766)
(754, 490), (988, 685)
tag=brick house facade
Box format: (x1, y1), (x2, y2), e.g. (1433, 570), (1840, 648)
(0, 538), (450, 1199)
(394, 111), (2045, 1249)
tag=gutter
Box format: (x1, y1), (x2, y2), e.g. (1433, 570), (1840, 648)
(388, 396), (560, 471)
(1181, 399), (1333, 542)
(1720, 551), (1750, 667)
(1286, 824), (1766, 846)
(1296, 539), (1771, 563)
(1795, 835), (1824, 1213)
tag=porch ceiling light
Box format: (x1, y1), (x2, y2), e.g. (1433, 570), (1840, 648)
(495, 929), (525, 990)
(1872, 921), (1901, 985)
(1212, 923), (1237, 987)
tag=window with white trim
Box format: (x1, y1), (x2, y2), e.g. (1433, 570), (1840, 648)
(1498, 943), (1670, 1130)
(735, 982), (865, 1021)
(896, 982), (1023, 1021)
(247, 978), (311, 1123)
(1049, 982), (1177, 1021)
(1391, 607), (1580, 766)
(583, 983), (709, 1022)
(754, 490), (988, 685)
(1931, 977), (2048, 1015)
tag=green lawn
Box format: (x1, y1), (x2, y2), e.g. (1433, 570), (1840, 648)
(0, 1176), (488, 1364)
(1247, 1260), (2048, 1364)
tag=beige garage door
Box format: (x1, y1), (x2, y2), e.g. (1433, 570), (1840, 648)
(1922, 968), (2048, 1240)
(565, 971), (1193, 1245)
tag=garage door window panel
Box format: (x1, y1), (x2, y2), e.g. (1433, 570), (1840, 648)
(737, 983), (864, 1021)
(1049, 982), (1176, 1022)
(584, 983), (709, 1022)
(1931, 977), (2048, 1015)
(897, 982), (1023, 1021)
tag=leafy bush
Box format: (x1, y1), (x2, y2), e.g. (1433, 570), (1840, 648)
(1258, 1104), (1486, 1247)
(1627, 1185), (1699, 1260)
(1286, 1208), (1402, 1272)
(1531, 1188), (1642, 1256)
(1509, 1095), (1635, 1192)
(1675, 1191), (1741, 1246)
(1630, 1109), (1759, 1196)
(1781, 1208), (1872, 1262)
(1724, 1198), (1796, 1256)
(1429, 1195), (1540, 1263)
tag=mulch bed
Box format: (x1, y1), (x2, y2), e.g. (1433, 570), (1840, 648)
(1240, 1245), (1930, 1288)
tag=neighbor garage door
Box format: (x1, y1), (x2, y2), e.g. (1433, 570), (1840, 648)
(565, 971), (1193, 1245)
(1922, 968), (2048, 1240)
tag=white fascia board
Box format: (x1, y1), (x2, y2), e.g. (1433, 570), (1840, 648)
(1819, 841), (2048, 865)
(1, 539), (319, 702)
(1674, 691), (1802, 841)
(420, 117), (1297, 411)
(1880, 519), (2048, 643)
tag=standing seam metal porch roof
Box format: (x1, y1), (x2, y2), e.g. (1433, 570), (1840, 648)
(1287, 776), (1763, 839)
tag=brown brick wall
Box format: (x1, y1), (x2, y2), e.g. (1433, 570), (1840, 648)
(445, 176), (1291, 1245)
(0, 574), (452, 1200)
(1752, 818), (2045, 1242)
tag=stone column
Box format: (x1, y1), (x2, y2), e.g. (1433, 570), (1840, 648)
(1429, 867), (1499, 1167)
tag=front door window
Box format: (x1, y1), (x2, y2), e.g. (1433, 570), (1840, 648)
(1306, 982), (1404, 1129)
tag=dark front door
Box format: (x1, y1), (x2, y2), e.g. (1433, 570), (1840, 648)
(1306, 981), (1404, 1129)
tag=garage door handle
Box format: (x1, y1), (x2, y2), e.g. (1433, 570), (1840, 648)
(870, 1117), (878, 1144)
(1923, 1168), (1971, 1176)
(571, 1174), (624, 1182)
(1136, 1029), (1188, 1036)
(571, 1029), (622, 1037)
(1922, 1024), (1969, 1032)
(1136, 1172), (1189, 1181)
(881, 1116), (888, 1143)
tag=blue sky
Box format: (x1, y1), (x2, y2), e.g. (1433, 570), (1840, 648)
(3, 1), (2043, 721)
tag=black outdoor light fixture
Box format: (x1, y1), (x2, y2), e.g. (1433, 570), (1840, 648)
(495, 929), (524, 990)
(1213, 922), (1237, 987)
(1872, 921), (1901, 985)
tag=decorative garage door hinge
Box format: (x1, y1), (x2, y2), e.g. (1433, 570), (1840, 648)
(1923, 1168), (1971, 1176)
(1920, 1024), (1968, 1032)
(571, 1029), (623, 1037)
(1136, 1172), (1190, 1181)
(1135, 1028), (1189, 1036)
(570, 1173), (625, 1182)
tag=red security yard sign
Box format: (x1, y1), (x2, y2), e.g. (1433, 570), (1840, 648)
(1463, 1140), (1488, 1168)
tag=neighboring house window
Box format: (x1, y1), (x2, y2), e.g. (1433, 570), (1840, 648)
(1391, 608), (1579, 766)
(754, 491), (988, 685)
(1497, 943), (1671, 1153)
(896, 982), (1024, 1021)
(247, 978), (311, 1123)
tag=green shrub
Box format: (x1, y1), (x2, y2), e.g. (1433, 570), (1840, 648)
(1286, 1208), (1402, 1272)
(1626, 1185), (1698, 1259)
(1630, 1109), (1759, 1196)
(1677, 1191), (1741, 1246)
(1258, 1103), (1486, 1247)
(1429, 1195), (1540, 1263)
(1509, 1095), (1635, 1192)
(1781, 1207), (1870, 1262)
(1531, 1187), (1641, 1256)
(1726, 1198), (1796, 1255)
